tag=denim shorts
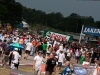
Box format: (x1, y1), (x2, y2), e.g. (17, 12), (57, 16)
(58, 62), (62, 67)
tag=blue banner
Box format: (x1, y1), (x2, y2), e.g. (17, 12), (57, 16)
(82, 25), (100, 36)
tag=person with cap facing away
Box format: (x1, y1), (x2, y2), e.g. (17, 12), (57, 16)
(11, 48), (21, 70)
(33, 51), (44, 75)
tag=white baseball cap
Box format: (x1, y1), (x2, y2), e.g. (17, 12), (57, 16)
(14, 48), (18, 51)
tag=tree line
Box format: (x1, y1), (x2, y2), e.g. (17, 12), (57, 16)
(0, 0), (100, 33)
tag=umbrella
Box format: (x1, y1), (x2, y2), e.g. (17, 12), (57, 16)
(10, 42), (24, 49)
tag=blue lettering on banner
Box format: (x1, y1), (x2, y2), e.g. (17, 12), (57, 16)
(82, 25), (100, 36)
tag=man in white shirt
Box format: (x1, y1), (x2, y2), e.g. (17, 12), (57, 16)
(33, 51), (44, 75)
(58, 50), (65, 70)
(24, 41), (33, 59)
(11, 48), (21, 70)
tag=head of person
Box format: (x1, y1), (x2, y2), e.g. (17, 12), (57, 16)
(38, 51), (43, 56)
(3, 40), (6, 43)
(49, 53), (55, 58)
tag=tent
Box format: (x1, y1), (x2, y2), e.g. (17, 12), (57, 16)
(22, 21), (29, 28)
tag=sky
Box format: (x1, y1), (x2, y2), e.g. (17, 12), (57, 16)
(15, 0), (100, 21)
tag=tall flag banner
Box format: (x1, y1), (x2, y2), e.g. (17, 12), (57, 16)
(82, 25), (100, 36)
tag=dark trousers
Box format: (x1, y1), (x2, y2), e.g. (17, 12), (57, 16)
(9, 56), (12, 65)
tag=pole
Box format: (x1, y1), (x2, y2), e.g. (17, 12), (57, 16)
(79, 25), (84, 43)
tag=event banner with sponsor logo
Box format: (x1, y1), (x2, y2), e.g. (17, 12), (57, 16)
(82, 25), (100, 36)
(43, 30), (73, 41)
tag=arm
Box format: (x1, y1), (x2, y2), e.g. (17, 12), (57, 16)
(8, 51), (12, 57)
(45, 59), (50, 71)
(33, 60), (36, 69)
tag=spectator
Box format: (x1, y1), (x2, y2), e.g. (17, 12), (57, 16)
(45, 53), (56, 75)
(11, 48), (21, 70)
(33, 51), (44, 75)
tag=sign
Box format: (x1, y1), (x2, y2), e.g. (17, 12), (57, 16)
(74, 67), (87, 74)
(82, 25), (100, 36)
(73, 64), (95, 75)
(82, 61), (90, 66)
(43, 30), (73, 41)
(10, 70), (33, 75)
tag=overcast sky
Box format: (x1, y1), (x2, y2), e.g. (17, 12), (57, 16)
(16, 0), (100, 21)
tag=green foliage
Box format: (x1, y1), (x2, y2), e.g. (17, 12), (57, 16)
(0, 0), (22, 25)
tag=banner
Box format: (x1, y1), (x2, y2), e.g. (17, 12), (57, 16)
(82, 25), (100, 36)
(43, 30), (73, 41)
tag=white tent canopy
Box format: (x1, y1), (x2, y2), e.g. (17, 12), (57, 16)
(22, 21), (29, 28)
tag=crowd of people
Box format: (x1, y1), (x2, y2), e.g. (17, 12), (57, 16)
(0, 27), (100, 75)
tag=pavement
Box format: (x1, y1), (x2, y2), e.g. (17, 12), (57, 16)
(0, 52), (34, 66)
(0, 52), (97, 75)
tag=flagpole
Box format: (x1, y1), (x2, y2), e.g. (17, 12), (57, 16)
(79, 25), (84, 43)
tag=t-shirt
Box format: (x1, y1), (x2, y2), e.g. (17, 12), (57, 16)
(46, 58), (56, 72)
(1, 42), (7, 50)
(42, 43), (47, 51)
(67, 49), (72, 57)
(34, 55), (44, 67)
(4, 46), (11, 55)
(12, 51), (21, 64)
(26, 42), (33, 51)
(75, 49), (80, 57)
(58, 53), (65, 62)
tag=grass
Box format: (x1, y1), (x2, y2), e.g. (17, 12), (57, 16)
(0, 66), (64, 75)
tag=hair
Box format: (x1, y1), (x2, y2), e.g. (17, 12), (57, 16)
(4, 40), (6, 42)
(66, 57), (70, 61)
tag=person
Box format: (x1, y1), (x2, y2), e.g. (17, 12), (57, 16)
(1, 40), (7, 51)
(61, 57), (73, 75)
(45, 53), (56, 75)
(75, 48), (81, 63)
(33, 51), (44, 75)
(11, 48), (21, 70)
(24, 41), (33, 59)
(80, 48), (86, 64)
(58, 50), (65, 71)
(1, 44), (11, 67)
(42, 41), (47, 57)
(97, 63), (100, 75)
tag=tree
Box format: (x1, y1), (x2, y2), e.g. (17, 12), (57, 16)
(0, 0), (22, 24)
(0, 4), (7, 22)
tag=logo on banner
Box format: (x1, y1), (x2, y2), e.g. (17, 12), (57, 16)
(46, 31), (70, 41)
(82, 26), (100, 36)
(74, 67), (87, 74)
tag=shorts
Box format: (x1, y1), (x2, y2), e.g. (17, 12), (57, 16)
(11, 62), (19, 69)
(43, 50), (46, 55)
(58, 62), (62, 67)
(3, 55), (9, 62)
(0, 51), (2, 55)
(25, 50), (30, 55)
(75, 56), (80, 60)
(45, 71), (52, 75)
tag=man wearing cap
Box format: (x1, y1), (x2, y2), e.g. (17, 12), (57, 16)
(33, 51), (44, 75)
(11, 48), (21, 70)
(57, 50), (65, 71)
